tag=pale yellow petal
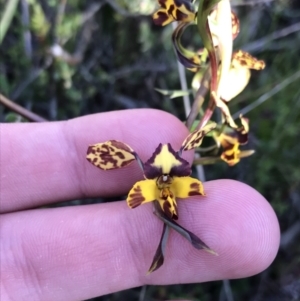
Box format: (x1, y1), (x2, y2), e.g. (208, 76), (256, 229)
(220, 65), (251, 101)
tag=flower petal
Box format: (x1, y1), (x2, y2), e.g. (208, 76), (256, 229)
(157, 188), (178, 220)
(172, 22), (202, 70)
(147, 223), (170, 274)
(180, 122), (217, 151)
(218, 134), (241, 166)
(233, 50), (265, 70)
(209, 9), (240, 45)
(236, 115), (249, 144)
(220, 51), (265, 102)
(171, 176), (205, 198)
(86, 140), (136, 170)
(231, 11), (240, 39)
(153, 0), (196, 26)
(220, 62), (251, 102)
(144, 144), (191, 179)
(220, 144), (240, 166)
(126, 179), (157, 208)
(153, 201), (217, 254)
(153, 8), (174, 26)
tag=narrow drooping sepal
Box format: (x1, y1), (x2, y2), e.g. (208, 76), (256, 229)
(172, 22), (202, 70)
(127, 179), (157, 208)
(180, 122), (217, 151)
(153, 0), (196, 26)
(86, 140), (137, 170)
(154, 202), (217, 255)
(147, 223), (170, 274)
(144, 144), (191, 179)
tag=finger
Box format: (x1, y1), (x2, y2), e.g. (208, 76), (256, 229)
(1, 180), (280, 301)
(0, 109), (191, 213)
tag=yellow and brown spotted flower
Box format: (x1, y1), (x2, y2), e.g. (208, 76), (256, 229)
(87, 123), (216, 219)
(86, 123), (217, 273)
(220, 50), (265, 102)
(217, 133), (255, 166)
(216, 116), (254, 166)
(153, 0), (196, 26)
(127, 143), (204, 220)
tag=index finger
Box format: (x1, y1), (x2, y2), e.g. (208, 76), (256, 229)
(0, 109), (191, 213)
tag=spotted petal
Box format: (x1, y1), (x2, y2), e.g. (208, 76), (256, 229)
(171, 176), (205, 198)
(127, 179), (157, 208)
(233, 50), (265, 70)
(157, 188), (178, 220)
(221, 51), (265, 102)
(181, 122), (217, 151)
(144, 143), (191, 179)
(86, 140), (136, 170)
(219, 136), (241, 166)
(153, 0), (196, 26)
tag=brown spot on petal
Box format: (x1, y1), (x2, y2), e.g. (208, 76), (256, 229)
(233, 50), (265, 70)
(86, 140), (136, 170)
(181, 123), (216, 151)
(188, 182), (203, 196)
(153, 10), (172, 26)
(162, 199), (178, 220)
(128, 186), (145, 208)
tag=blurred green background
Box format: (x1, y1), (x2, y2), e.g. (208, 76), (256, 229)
(1, 0), (300, 300)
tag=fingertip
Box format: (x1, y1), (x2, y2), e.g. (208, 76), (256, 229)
(188, 179), (280, 279)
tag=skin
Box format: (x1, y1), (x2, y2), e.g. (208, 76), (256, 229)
(0, 109), (280, 301)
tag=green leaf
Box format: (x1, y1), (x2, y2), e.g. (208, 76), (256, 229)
(155, 88), (192, 99)
(193, 156), (223, 165)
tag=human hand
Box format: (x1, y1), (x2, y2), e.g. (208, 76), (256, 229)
(0, 109), (280, 301)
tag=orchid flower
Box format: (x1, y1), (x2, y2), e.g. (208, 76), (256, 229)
(220, 50), (265, 102)
(153, 0), (196, 26)
(86, 122), (217, 273)
(215, 115), (254, 166)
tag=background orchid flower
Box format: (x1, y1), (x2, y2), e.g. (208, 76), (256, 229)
(215, 115), (254, 166)
(216, 133), (255, 166)
(86, 122), (217, 273)
(153, 0), (196, 26)
(220, 50), (266, 102)
(153, 0), (206, 71)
